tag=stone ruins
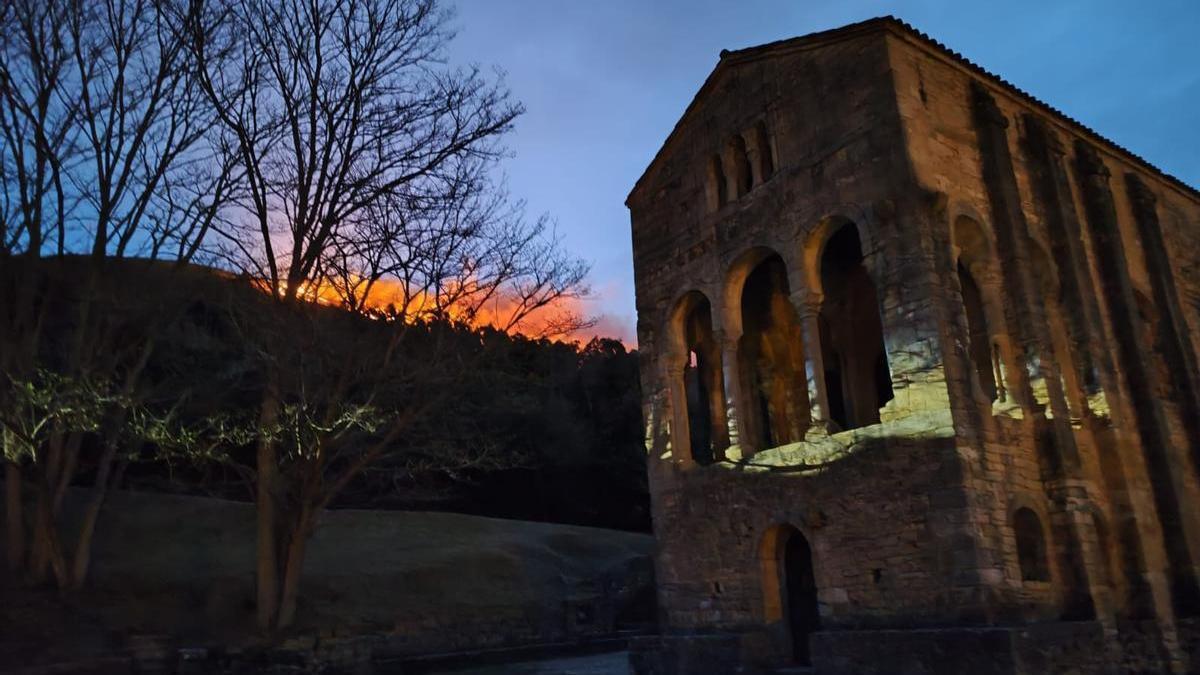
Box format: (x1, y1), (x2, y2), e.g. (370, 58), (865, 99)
(626, 17), (1200, 675)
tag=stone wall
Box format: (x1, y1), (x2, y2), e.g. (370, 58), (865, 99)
(889, 22), (1200, 662)
(652, 435), (973, 651)
(629, 16), (1200, 674)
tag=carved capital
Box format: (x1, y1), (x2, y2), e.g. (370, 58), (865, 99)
(970, 81), (1008, 129)
(791, 290), (822, 316)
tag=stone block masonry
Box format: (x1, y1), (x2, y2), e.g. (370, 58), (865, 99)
(626, 15), (1200, 675)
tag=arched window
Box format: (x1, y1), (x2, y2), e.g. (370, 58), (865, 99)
(677, 294), (726, 464)
(728, 135), (753, 198)
(754, 120), (774, 182)
(708, 155), (727, 210)
(738, 254), (805, 450)
(958, 261), (997, 401)
(1014, 507), (1050, 581)
(818, 224), (892, 430)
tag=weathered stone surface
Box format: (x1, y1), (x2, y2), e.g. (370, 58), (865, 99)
(627, 16), (1200, 675)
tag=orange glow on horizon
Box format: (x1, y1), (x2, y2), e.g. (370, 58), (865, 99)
(271, 276), (632, 347)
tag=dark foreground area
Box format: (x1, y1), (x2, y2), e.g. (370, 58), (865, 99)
(0, 490), (654, 673)
(428, 650), (631, 675)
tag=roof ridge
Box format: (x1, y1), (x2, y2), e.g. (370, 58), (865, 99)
(882, 17), (1198, 200)
(628, 17), (1198, 204)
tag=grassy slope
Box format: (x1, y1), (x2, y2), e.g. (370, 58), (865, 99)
(56, 489), (654, 642)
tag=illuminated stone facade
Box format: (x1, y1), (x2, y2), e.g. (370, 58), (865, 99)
(627, 17), (1200, 674)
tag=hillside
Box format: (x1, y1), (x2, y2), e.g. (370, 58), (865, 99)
(2, 489), (655, 669)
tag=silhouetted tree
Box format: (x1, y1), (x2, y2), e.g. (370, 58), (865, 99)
(190, 0), (589, 630)
(0, 0), (236, 588)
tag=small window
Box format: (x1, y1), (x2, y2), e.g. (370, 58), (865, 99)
(754, 121), (774, 181)
(958, 262), (997, 401)
(729, 135), (752, 197)
(708, 155), (727, 209)
(1013, 507), (1050, 582)
(679, 294), (726, 464)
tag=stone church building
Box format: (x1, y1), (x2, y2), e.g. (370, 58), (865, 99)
(627, 17), (1200, 674)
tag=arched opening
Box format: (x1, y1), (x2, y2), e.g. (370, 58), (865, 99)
(676, 293), (726, 464)
(817, 224), (892, 430)
(784, 532), (819, 664)
(738, 254), (806, 450)
(708, 155), (727, 210)
(952, 215), (1009, 405)
(1014, 507), (1050, 582)
(728, 135), (753, 198)
(684, 350), (712, 464)
(761, 525), (819, 665)
(754, 121), (774, 182)
(958, 261), (997, 401)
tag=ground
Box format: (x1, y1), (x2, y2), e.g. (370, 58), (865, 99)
(430, 650), (631, 675)
(1, 489), (654, 671)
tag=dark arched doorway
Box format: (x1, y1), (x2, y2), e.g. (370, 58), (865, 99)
(784, 531), (819, 664)
(762, 524), (820, 666)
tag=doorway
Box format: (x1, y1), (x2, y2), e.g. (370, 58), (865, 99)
(762, 524), (820, 666)
(784, 530), (819, 664)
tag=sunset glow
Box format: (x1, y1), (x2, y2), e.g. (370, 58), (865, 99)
(275, 276), (632, 346)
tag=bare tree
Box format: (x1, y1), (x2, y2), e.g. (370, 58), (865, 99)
(193, 0), (590, 630)
(0, 0), (234, 587)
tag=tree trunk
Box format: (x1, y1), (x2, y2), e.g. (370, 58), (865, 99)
(52, 433), (83, 515)
(28, 482), (67, 588)
(275, 509), (313, 629)
(28, 432), (66, 580)
(5, 460), (23, 574)
(256, 381), (282, 631)
(69, 441), (122, 589)
(28, 481), (54, 582)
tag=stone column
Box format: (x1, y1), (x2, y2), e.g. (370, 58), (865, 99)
(793, 292), (831, 432)
(662, 353), (696, 470)
(715, 328), (743, 455)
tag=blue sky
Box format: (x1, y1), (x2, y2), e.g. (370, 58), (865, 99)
(446, 0), (1200, 344)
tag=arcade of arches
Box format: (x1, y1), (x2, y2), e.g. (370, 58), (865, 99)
(669, 223), (895, 465)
